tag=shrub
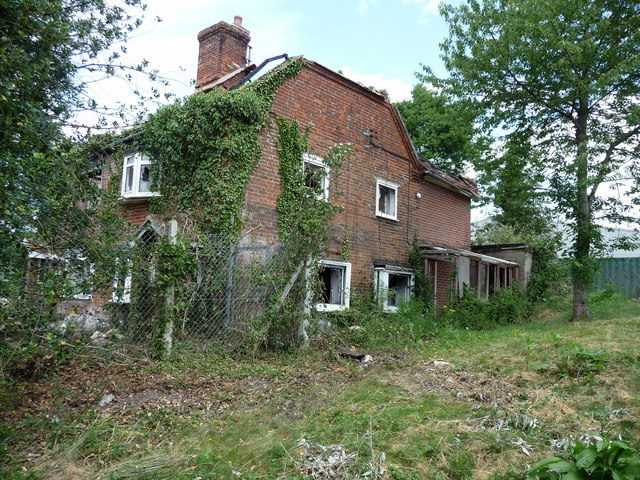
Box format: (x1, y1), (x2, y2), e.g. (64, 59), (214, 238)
(443, 284), (532, 330)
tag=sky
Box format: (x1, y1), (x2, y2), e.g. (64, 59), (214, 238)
(86, 0), (457, 110)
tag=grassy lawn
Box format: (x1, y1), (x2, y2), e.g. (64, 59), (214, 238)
(1, 293), (639, 479)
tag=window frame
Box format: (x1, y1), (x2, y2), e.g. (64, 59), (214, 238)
(112, 258), (132, 304)
(120, 152), (159, 199)
(375, 267), (414, 312)
(303, 153), (330, 201)
(316, 259), (351, 312)
(375, 179), (399, 221)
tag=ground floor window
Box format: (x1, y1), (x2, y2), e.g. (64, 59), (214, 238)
(112, 258), (132, 304)
(375, 268), (414, 312)
(316, 260), (351, 311)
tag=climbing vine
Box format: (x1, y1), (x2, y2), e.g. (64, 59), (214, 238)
(142, 59), (305, 235)
(409, 234), (433, 311)
(276, 118), (349, 262)
(263, 118), (351, 347)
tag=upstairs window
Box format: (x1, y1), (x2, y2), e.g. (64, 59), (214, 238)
(316, 260), (351, 311)
(375, 268), (413, 312)
(376, 179), (398, 220)
(303, 153), (329, 200)
(121, 153), (158, 198)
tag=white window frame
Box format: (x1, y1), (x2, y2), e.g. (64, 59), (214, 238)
(27, 251), (93, 300)
(376, 179), (398, 221)
(112, 258), (132, 304)
(70, 260), (94, 300)
(303, 153), (330, 201)
(121, 152), (159, 198)
(375, 268), (414, 312)
(316, 259), (351, 312)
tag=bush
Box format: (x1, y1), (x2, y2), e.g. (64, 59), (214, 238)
(443, 284), (532, 330)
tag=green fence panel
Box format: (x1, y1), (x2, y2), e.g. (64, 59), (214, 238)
(592, 257), (640, 298)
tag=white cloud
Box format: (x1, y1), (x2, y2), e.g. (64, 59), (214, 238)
(357, 0), (378, 15)
(401, 0), (441, 23)
(339, 66), (413, 102)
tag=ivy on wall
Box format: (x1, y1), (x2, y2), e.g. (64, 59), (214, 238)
(276, 118), (349, 260)
(142, 59), (305, 235)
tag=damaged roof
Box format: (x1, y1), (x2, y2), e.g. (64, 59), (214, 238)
(419, 241), (519, 266)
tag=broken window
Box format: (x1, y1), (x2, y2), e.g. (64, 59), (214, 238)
(316, 260), (351, 311)
(376, 179), (398, 220)
(303, 153), (329, 200)
(121, 153), (158, 198)
(375, 269), (414, 312)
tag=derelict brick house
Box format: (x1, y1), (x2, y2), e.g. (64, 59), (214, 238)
(94, 16), (517, 316)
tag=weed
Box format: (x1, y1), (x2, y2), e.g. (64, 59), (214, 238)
(526, 438), (640, 480)
(555, 344), (606, 380)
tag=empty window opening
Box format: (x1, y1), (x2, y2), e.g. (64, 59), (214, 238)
(316, 260), (351, 311)
(376, 268), (413, 312)
(387, 273), (411, 308)
(320, 266), (343, 305)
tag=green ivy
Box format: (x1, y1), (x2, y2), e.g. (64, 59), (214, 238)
(275, 118), (348, 261)
(142, 59), (305, 235)
(264, 118), (350, 348)
(409, 234), (433, 311)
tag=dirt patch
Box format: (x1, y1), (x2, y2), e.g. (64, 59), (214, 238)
(386, 360), (523, 405)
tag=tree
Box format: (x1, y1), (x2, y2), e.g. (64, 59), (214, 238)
(396, 84), (489, 174)
(478, 129), (551, 237)
(0, 1), (154, 292)
(433, 0), (640, 320)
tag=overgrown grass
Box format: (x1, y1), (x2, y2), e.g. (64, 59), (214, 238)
(3, 292), (639, 479)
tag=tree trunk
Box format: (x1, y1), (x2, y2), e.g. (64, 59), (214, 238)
(571, 105), (591, 322)
(571, 273), (590, 321)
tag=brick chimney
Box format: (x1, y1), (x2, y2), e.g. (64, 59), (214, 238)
(196, 16), (251, 88)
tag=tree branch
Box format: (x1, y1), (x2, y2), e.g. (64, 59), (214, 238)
(589, 125), (640, 202)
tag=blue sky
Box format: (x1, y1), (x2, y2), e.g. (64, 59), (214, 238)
(92, 0), (455, 105)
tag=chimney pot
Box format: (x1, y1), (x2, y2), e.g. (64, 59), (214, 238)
(234, 16), (243, 27)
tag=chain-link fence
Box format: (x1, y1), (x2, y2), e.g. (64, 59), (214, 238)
(4, 233), (293, 356)
(109, 235), (282, 351)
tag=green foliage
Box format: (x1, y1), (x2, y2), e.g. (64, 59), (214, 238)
(555, 344), (607, 380)
(333, 296), (438, 349)
(409, 234), (433, 312)
(144, 60), (305, 236)
(474, 222), (568, 302)
(443, 284), (532, 330)
(433, 0), (640, 320)
(0, 0), (156, 289)
(476, 129), (551, 236)
(396, 84), (489, 174)
(263, 118), (349, 347)
(526, 439), (640, 480)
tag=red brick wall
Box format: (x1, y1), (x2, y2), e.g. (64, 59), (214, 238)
(196, 21), (250, 88)
(122, 203), (149, 226)
(243, 62), (472, 299)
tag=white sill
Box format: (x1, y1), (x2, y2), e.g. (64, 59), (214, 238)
(72, 294), (93, 300)
(120, 191), (160, 199)
(316, 303), (348, 312)
(376, 212), (398, 222)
